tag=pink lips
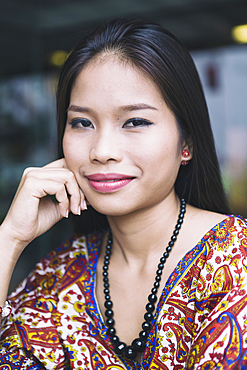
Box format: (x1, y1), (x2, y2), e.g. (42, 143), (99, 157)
(86, 173), (134, 193)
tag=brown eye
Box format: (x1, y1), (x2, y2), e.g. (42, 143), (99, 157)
(68, 118), (93, 128)
(123, 118), (153, 128)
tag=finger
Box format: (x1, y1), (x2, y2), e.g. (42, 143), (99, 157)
(63, 172), (81, 215)
(23, 167), (81, 216)
(79, 189), (87, 211)
(53, 184), (70, 218)
(43, 158), (67, 169)
(32, 179), (70, 218)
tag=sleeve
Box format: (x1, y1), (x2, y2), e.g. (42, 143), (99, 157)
(0, 237), (75, 370)
(186, 216), (247, 369)
(0, 347), (45, 369)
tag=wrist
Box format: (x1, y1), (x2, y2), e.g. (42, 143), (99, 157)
(0, 223), (28, 262)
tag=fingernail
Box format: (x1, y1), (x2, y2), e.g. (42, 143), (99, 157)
(65, 210), (69, 218)
(83, 199), (87, 210)
(78, 206), (81, 216)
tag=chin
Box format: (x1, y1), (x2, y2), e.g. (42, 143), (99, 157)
(88, 199), (134, 218)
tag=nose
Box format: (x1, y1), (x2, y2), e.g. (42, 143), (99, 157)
(89, 127), (123, 164)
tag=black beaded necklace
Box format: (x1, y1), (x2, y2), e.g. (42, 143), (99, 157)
(103, 198), (186, 360)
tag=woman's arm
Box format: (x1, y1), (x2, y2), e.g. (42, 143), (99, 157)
(0, 158), (85, 311)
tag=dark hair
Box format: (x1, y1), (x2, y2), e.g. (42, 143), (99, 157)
(56, 18), (229, 232)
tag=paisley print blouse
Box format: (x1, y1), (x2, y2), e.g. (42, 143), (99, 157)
(0, 215), (247, 369)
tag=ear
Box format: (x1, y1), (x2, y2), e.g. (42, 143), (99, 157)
(181, 138), (193, 165)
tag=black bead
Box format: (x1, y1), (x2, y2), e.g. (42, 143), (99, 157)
(132, 338), (146, 353)
(168, 241), (174, 248)
(160, 256), (166, 264)
(156, 269), (163, 276)
(148, 294), (157, 304)
(142, 321), (151, 331)
(158, 263), (164, 270)
(171, 235), (177, 242)
(174, 229), (179, 236)
(111, 335), (119, 343)
(154, 281), (160, 288)
(107, 327), (116, 336)
(151, 287), (158, 294)
(125, 346), (137, 359)
(139, 330), (148, 340)
(146, 303), (155, 312)
(144, 312), (153, 322)
(104, 300), (113, 309)
(103, 271), (108, 277)
(104, 259), (110, 265)
(104, 255), (110, 261)
(104, 288), (110, 295)
(105, 294), (111, 301)
(105, 309), (114, 318)
(163, 252), (169, 259)
(115, 342), (127, 355)
(103, 277), (109, 283)
(106, 318), (115, 327)
(166, 245), (172, 253)
(155, 275), (161, 282)
(103, 265), (108, 271)
(104, 282), (109, 288)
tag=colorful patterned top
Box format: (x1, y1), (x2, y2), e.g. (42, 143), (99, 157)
(0, 215), (247, 370)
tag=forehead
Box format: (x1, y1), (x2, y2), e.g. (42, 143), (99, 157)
(71, 55), (165, 107)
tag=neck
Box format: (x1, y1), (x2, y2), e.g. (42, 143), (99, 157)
(106, 192), (181, 266)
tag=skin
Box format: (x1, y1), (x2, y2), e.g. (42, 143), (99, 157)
(0, 56), (226, 358)
(63, 56), (187, 217)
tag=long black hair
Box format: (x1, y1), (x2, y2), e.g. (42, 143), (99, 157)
(56, 18), (229, 232)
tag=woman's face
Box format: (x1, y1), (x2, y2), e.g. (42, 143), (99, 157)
(63, 56), (188, 216)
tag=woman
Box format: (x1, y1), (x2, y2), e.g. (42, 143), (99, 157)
(0, 18), (246, 370)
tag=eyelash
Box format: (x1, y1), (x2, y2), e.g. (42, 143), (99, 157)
(67, 117), (153, 129)
(68, 118), (92, 128)
(123, 118), (153, 128)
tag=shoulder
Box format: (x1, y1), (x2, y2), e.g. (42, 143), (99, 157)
(38, 230), (104, 273)
(183, 205), (246, 247)
(8, 230), (105, 303)
(203, 214), (247, 256)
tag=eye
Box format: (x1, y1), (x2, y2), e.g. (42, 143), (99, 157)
(68, 118), (93, 129)
(123, 118), (153, 128)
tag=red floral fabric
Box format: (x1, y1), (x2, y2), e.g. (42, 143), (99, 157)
(0, 215), (247, 369)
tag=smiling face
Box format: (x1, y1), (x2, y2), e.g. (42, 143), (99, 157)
(63, 56), (190, 216)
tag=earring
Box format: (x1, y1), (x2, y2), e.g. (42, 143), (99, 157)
(181, 149), (190, 166)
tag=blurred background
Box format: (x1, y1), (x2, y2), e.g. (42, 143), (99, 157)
(1, 0), (247, 292)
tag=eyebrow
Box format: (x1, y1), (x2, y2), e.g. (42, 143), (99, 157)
(67, 105), (90, 113)
(67, 103), (158, 113)
(119, 103), (158, 112)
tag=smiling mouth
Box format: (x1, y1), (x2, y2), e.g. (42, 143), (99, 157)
(85, 173), (134, 192)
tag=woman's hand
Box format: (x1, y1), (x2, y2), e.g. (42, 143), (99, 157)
(0, 158), (86, 254)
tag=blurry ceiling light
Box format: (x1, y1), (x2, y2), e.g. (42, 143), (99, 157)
(232, 24), (247, 43)
(50, 50), (68, 67)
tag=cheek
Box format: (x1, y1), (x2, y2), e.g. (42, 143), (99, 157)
(62, 134), (73, 164)
(141, 133), (180, 165)
(62, 133), (85, 170)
